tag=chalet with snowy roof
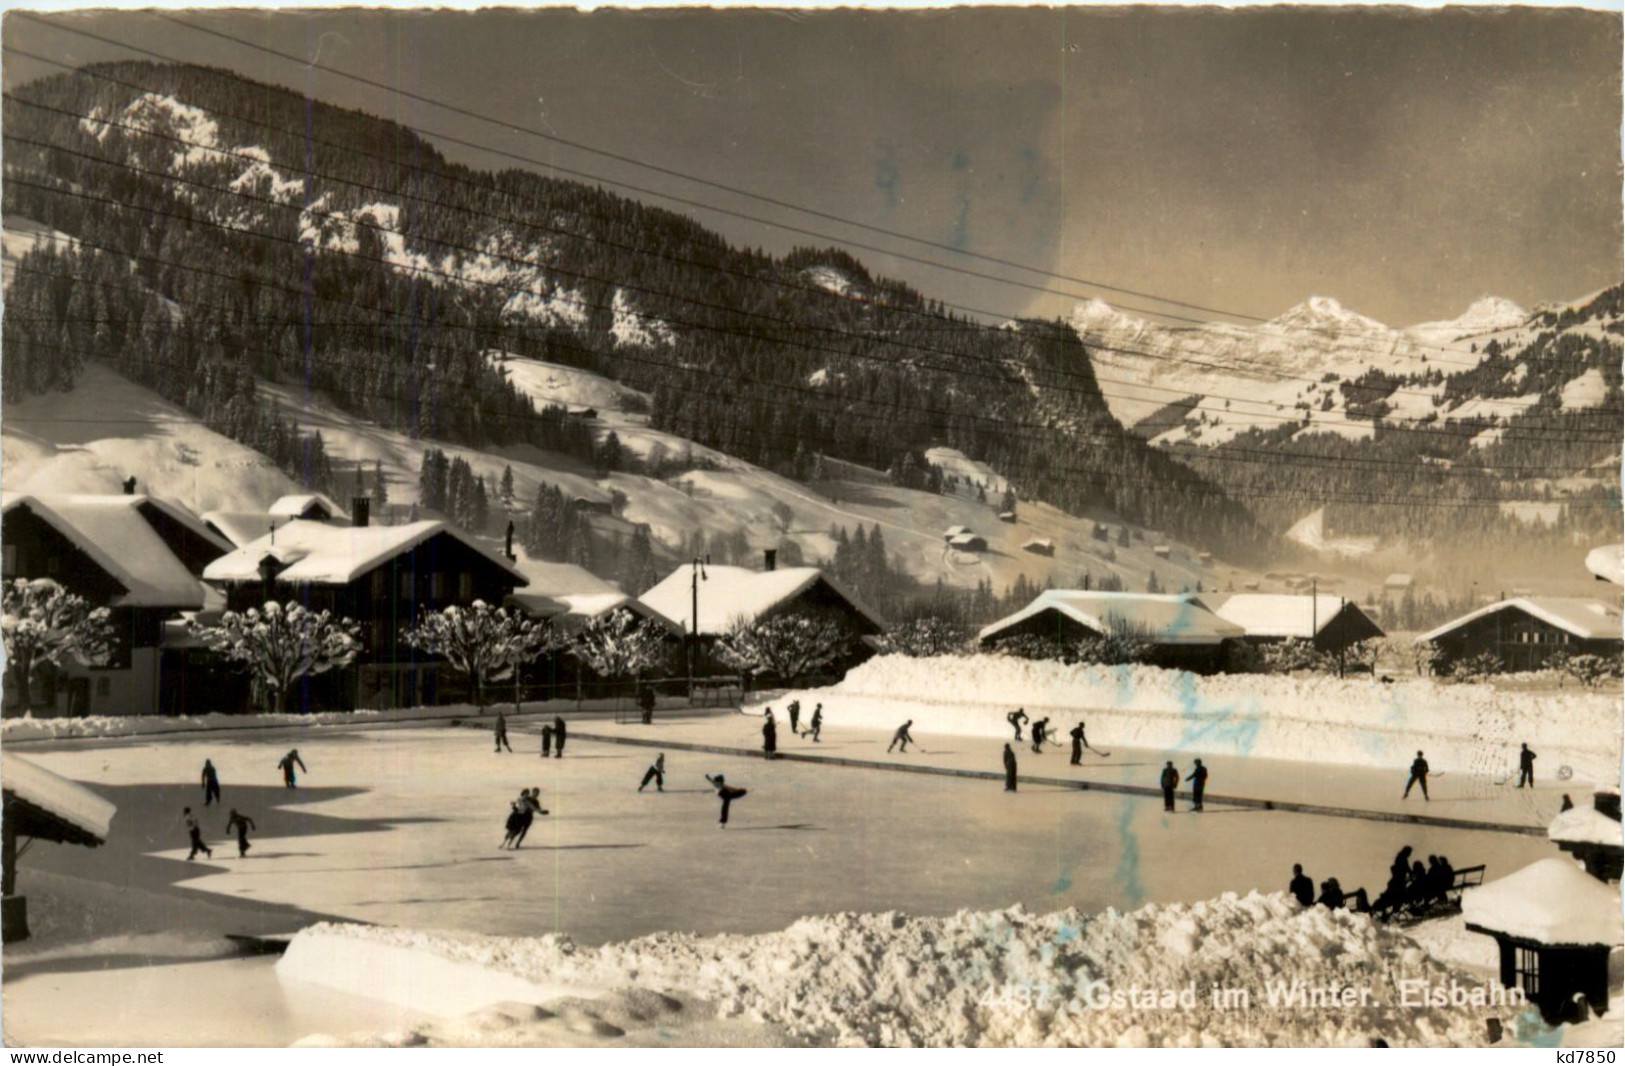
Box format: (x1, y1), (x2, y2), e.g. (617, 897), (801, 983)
(200, 512), (527, 709)
(640, 553), (885, 680)
(203, 493), (355, 548)
(1, 492), (232, 717)
(1418, 597), (1623, 673)
(1021, 537), (1055, 557)
(506, 555), (681, 637)
(267, 493), (347, 522)
(977, 590), (1244, 674)
(948, 532), (987, 552)
(1212, 594), (1384, 657)
(942, 525), (972, 542)
(1464, 859), (1622, 1024)
(2, 750), (118, 943)
(1549, 790), (1623, 883)
(1383, 573), (1413, 592)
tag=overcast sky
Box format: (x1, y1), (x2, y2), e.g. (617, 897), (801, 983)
(4, 7), (1620, 326)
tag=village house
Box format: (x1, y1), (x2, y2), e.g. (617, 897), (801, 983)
(202, 492), (353, 548)
(1, 491), (232, 717)
(199, 502), (528, 710)
(1418, 597), (1623, 674)
(977, 590), (1245, 674)
(1212, 593), (1385, 659)
(640, 551), (886, 682)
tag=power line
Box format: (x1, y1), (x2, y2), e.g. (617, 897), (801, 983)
(7, 19), (1557, 373)
(8, 141), (1614, 451)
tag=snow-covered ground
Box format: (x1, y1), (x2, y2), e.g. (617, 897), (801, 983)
(776, 655), (1622, 783)
(279, 895), (1535, 1047)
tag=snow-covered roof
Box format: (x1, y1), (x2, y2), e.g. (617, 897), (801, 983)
(640, 564), (885, 635)
(2, 493), (211, 609)
(1463, 859), (1622, 946)
(1587, 544), (1623, 585)
(201, 511), (294, 548)
(943, 525), (971, 539)
(2, 750), (116, 843)
(267, 493), (347, 520)
(1022, 538), (1055, 551)
(979, 590), (1245, 646)
(202, 520), (527, 587)
(1548, 805), (1624, 849)
(133, 496), (235, 556)
(1213, 595), (1381, 640)
(1384, 573), (1413, 588)
(1419, 597), (1624, 644)
(949, 533), (986, 548)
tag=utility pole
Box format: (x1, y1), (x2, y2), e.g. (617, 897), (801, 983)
(688, 556), (706, 699)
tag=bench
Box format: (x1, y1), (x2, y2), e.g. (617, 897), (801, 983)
(1447, 864), (1486, 906)
(1372, 863), (1485, 924)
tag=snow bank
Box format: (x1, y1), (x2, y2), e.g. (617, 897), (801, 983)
(774, 655), (1621, 780)
(1, 708), (400, 742)
(281, 895), (1520, 1047)
(1462, 860), (1622, 946)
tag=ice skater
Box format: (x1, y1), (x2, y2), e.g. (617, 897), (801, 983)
(1030, 717), (1051, 754)
(1186, 759), (1208, 811)
(639, 753), (667, 792)
(807, 704), (823, 742)
(1159, 761), (1179, 812)
(1289, 863), (1314, 907)
(788, 699), (801, 736)
(639, 684), (657, 725)
(224, 808), (256, 858)
(1003, 743), (1018, 792)
(201, 758), (221, 806)
(184, 807), (212, 861)
(1516, 743), (1536, 789)
(1069, 723), (1085, 766)
(277, 749), (307, 789)
(1007, 708), (1029, 742)
(888, 720), (915, 754)
(494, 711), (512, 753)
(552, 716), (567, 758)
(512, 787), (547, 848)
(541, 723), (554, 757)
(705, 773), (748, 826)
(763, 708), (778, 758)
(1403, 750), (1430, 801)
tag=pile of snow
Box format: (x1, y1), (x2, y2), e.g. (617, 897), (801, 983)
(0, 708), (410, 742)
(282, 894), (1516, 1047)
(1548, 806), (1624, 848)
(778, 655), (1620, 779)
(1462, 859), (1622, 946)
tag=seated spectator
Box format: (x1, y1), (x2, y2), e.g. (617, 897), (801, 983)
(1316, 878), (1346, 909)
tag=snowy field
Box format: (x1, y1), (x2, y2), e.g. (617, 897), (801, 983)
(3, 722), (1578, 1046)
(779, 656), (1623, 784)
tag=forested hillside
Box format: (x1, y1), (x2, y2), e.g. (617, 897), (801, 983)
(1, 60), (1269, 560)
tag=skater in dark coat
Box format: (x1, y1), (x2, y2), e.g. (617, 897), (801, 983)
(807, 705), (823, 743)
(224, 808), (255, 858)
(788, 700), (801, 736)
(184, 807), (212, 860)
(501, 797), (525, 849)
(201, 759), (221, 806)
(639, 754), (666, 792)
(639, 685), (657, 725)
(552, 717), (567, 758)
(1159, 762), (1179, 812)
(1007, 709), (1029, 741)
(541, 724), (554, 757)
(512, 788), (548, 848)
(1186, 759), (1208, 811)
(705, 773), (747, 826)
(888, 720), (915, 754)
(1403, 751), (1429, 801)
(1561, 793), (1575, 812)
(1030, 717), (1051, 754)
(277, 749), (307, 789)
(494, 712), (512, 753)
(1516, 743), (1536, 788)
(1069, 724), (1085, 766)
(1289, 863), (1314, 907)
(1003, 744), (1018, 792)
(762, 710), (778, 758)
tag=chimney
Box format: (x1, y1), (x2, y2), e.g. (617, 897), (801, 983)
(351, 497), (370, 528)
(764, 548), (777, 572)
(122, 476), (137, 496)
(1595, 790), (1621, 822)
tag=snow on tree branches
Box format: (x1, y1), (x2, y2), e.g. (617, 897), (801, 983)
(875, 616), (972, 658)
(569, 609), (669, 681)
(401, 601), (556, 711)
(1, 578), (116, 704)
(715, 611), (849, 683)
(189, 601), (361, 713)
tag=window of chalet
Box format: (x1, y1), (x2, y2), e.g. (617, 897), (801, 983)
(2, 545), (14, 577)
(458, 572), (473, 600)
(431, 572), (446, 599)
(398, 570), (414, 600)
